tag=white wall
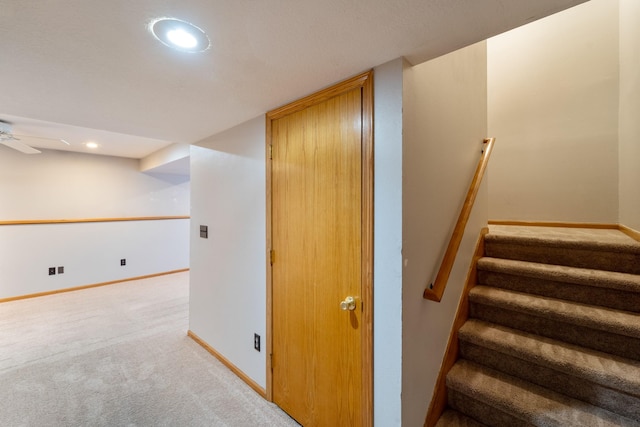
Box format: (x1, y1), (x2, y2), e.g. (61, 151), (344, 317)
(0, 219), (189, 298)
(619, 0), (640, 232)
(373, 58), (405, 426)
(189, 116), (268, 389)
(488, 0), (619, 223)
(0, 148), (190, 299)
(402, 42), (488, 426)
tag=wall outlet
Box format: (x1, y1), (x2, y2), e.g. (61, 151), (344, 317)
(254, 333), (261, 352)
(57, 266), (64, 274)
(48, 267), (56, 276)
(120, 259), (126, 266)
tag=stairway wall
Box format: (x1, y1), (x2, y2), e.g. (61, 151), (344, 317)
(402, 42), (488, 426)
(487, 0), (620, 223)
(619, 0), (640, 232)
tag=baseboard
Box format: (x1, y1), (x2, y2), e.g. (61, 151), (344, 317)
(187, 330), (267, 399)
(0, 268), (190, 303)
(619, 224), (640, 242)
(424, 227), (488, 427)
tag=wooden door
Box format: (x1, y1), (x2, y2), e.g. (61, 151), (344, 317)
(267, 72), (373, 427)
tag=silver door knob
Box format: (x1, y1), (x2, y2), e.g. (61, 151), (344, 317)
(340, 296), (356, 311)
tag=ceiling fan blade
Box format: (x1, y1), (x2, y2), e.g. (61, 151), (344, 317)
(14, 134), (69, 144)
(1, 139), (42, 154)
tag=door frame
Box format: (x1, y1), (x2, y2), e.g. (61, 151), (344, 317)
(265, 70), (374, 426)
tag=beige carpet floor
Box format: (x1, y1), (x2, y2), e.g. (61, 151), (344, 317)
(487, 225), (640, 246)
(439, 225), (640, 426)
(0, 272), (299, 427)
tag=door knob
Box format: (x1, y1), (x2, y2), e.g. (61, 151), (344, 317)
(340, 296), (356, 311)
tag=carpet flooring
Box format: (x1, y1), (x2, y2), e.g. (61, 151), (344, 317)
(0, 272), (299, 427)
(436, 225), (640, 426)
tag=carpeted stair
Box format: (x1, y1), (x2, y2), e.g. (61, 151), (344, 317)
(436, 225), (640, 426)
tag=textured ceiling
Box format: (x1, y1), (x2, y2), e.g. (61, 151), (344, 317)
(0, 0), (587, 158)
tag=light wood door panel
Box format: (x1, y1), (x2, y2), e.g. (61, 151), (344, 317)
(271, 86), (364, 426)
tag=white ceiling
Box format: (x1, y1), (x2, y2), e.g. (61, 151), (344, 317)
(0, 0), (587, 159)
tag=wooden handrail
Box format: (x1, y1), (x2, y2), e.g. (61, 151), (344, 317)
(423, 138), (495, 302)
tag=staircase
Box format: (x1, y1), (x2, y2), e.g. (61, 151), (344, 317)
(437, 225), (640, 426)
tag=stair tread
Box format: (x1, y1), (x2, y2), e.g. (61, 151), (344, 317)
(448, 225), (640, 424)
(477, 257), (640, 293)
(459, 319), (640, 397)
(447, 360), (640, 427)
(469, 285), (640, 339)
(435, 410), (486, 427)
(486, 225), (640, 254)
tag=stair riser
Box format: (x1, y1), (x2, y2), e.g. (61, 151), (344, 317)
(469, 302), (640, 362)
(460, 341), (640, 420)
(477, 270), (640, 313)
(435, 410), (486, 427)
(485, 242), (640, 275)
(448, 389), (530, 427)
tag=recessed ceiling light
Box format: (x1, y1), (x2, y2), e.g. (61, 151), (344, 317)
(85, 142), (99, 149)
(150, 18), (210, 53)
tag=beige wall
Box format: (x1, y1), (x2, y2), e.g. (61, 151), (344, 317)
(619, 0), (640, 232)
(402, 42), (488, 426)
(488, 0), (619, 223)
